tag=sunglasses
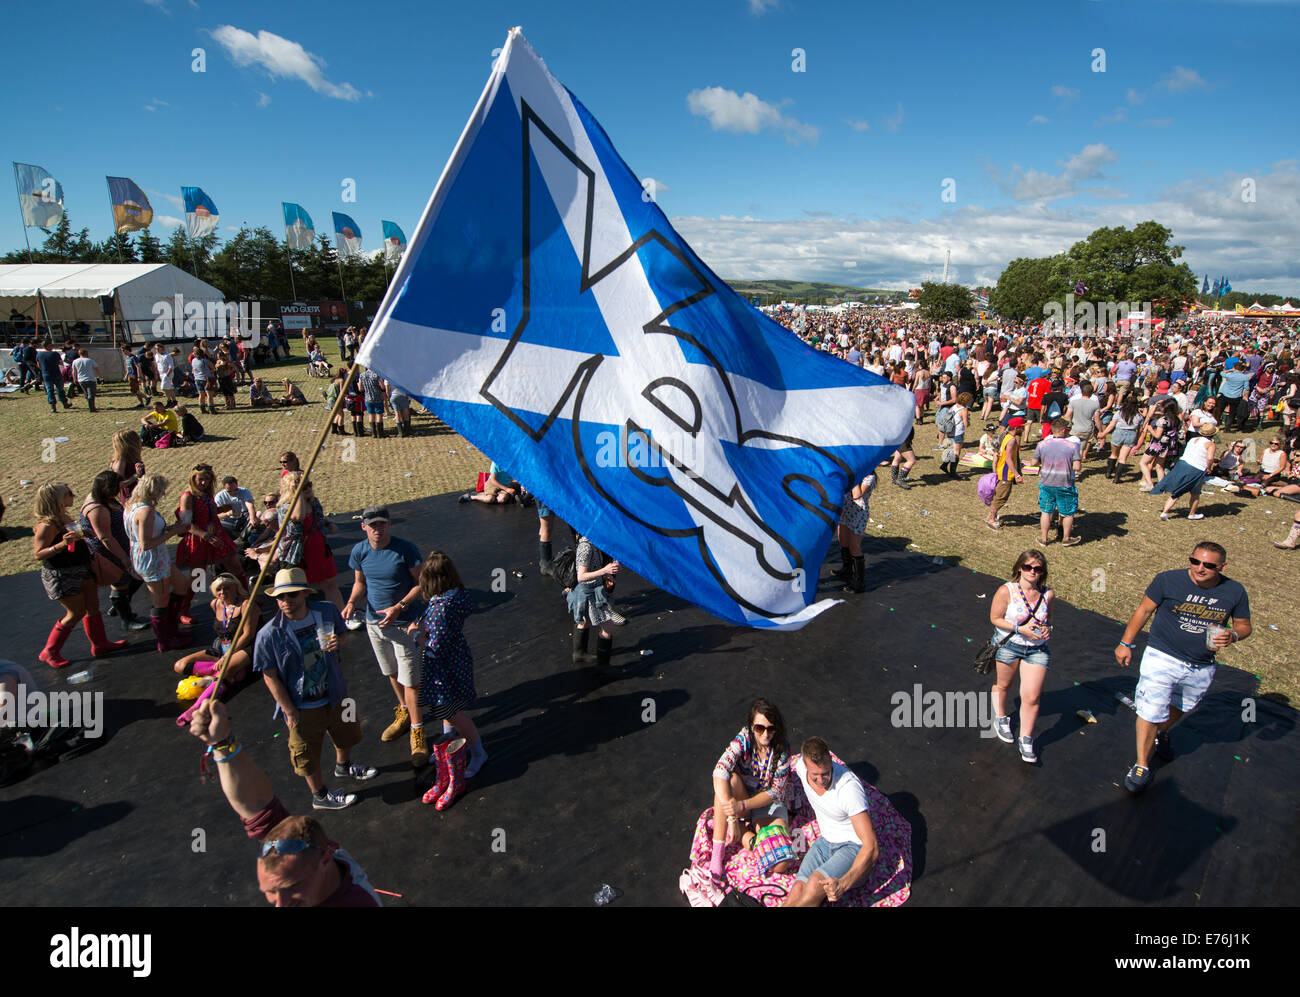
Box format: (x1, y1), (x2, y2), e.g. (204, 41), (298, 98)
(752, 723), (774, 735)
(1021, 565), (1045, 574)
(279, 460), (292, 465)
(259, 838), (316, 858)
(193, 464), (212, 472)
(1189, 557), (1223, 570)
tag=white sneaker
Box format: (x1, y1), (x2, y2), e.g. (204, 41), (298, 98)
(1017, 735), (1037, 763)
(1187, 513), (1205, 520)
(994, 715), (1014, 743)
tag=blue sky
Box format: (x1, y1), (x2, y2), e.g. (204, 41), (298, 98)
(4, 0), (1298, 292)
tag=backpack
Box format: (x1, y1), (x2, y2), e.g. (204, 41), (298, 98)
(936, 405), (956, 437)
(550, 546), (578, 589)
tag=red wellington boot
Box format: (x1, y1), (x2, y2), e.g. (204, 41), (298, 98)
(435, 738), (469, 811)
(38, 621), (76, 669)
(422, 736), (466, 805)
(83, 611), (128, 657)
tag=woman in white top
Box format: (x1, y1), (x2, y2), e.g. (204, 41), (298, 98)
(1152, 424), (1218, 520)
(988, 550), (1053, 764)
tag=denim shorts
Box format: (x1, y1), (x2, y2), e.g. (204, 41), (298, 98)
(536, 502), (552, 519)
(995, 641), (1050, 669)
(1112, 428), (1137, 447)
(364, 400), (384, 415)
(796, 836), (861, 883)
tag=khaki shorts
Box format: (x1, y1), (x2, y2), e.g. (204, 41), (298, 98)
(288, 703), (363, 776)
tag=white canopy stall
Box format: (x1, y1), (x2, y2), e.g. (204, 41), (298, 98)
(0, 263), (228, 345)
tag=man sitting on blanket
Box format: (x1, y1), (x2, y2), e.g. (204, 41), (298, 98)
(783, 737), (879, 907)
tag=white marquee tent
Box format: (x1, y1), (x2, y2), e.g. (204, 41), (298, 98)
(0, 263), (228, 343)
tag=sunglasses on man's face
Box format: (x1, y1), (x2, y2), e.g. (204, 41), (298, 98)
(1189, 557), (1223, 570)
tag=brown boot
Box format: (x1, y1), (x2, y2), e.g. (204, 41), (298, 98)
(410, 725), (429, 768)
(382, 704), (410, 741)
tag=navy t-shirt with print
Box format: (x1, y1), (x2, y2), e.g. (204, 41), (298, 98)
(1145, 569), (1250, 666)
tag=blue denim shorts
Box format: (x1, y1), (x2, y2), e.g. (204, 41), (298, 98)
(795, 836), (862, 882)
(995, 641), (1050, 669)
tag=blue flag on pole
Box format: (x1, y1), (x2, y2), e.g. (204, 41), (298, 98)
(14, 162), (65, 231)
(332, 212), (363, 260)
(1201, 274), (1209, 295)
(181, 186), (219, 239)
(283, 202), (315, 250)
(356, 28), (913, 630)
(382, 220), (406, 263)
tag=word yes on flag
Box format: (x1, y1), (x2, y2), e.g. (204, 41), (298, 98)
(357, 29), (913, 630)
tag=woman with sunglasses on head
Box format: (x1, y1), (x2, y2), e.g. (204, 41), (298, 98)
(173, 573), (259, 700)
(988, 550), (1053, 764)
(79, 470), (150, 634)
(276, 472), (343, 611)
(175, 464), (247, 626)
(705, 698), (794, 884)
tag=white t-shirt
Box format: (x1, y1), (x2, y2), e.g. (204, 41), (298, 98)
(71, 356), (98, 382)
(1262, 448), (1285, 475)
(1181, 435), (1214, 471)
(794, 756), (869, 844)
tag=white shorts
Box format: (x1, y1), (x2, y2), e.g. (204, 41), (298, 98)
(1134, 645), (1216, 724)
(365, 620), (421, 689)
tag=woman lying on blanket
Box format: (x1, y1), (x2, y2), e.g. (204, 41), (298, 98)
(708, 698), (795, 883)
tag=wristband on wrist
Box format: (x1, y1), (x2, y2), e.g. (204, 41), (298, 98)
(1119, 640), (1136, 649)
(213, 743), (243, 763)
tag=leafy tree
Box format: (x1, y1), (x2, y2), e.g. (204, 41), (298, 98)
(917, 281), (974, 322)
(990, 256), (1063, 322)
(97, 231), (138, 263)
(1053, 221), (1196, 321)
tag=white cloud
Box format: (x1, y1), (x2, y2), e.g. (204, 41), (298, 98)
(256, 91), (271, 107)
(844, 118), (871, 132)
(670, 164), (1300, 293)
(1051, 85), (1079, 103)
(641, 177), (670, 196)
(686, 87), (818, 144)
(141, 0), (169, 11)
(883, 103), (904, 133)
(747, 0), (779, 12)
(996, 142), (1120, 202)
(842, 261), (857, 268)
(1142, 117), (1174, 128)
(211, 25), (362, 101)
(1029, 114), (1049, 125)
(149, 190), (185, 210)
(1159, 66), (1209, 94)
(156, 215), (183, 228)
(1127, 88), (1146, 105)
(1095, 108), (1127, 127)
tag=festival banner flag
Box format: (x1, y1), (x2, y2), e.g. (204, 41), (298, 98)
(1221, 276), (1232, 295)
(382, 219), (406, 262)
(106, 176), (153, 233)
(13, 162), (65, 231)
(283, 202), (315, 249)
(356, 29), (913, 631)
(181, 186), (219, 239)
(333, 212), (363, 260)
(1201, 274), (1209, 295)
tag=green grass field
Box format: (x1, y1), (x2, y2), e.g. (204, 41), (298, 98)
(2, 341), (1294, 705)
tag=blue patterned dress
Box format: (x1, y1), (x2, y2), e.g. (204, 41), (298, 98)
(417, 587), (475, 719)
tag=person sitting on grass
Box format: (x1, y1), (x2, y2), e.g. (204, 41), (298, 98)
(249, 377), (276, 408)
(279, 378), (307, 407)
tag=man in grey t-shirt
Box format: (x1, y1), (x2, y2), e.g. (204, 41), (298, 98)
(1065, 381), (1101, 459)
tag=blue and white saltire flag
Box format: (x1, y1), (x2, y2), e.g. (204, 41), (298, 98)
(182, 186), (219, 239)
(283, 202), (315, 250)
(333, 212), (363, 260)
(382, 219), (406, 263)
(356, 28), (913, 630)
(14, 162), (65, 231)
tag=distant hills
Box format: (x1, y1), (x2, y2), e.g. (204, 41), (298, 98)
(724, 279), (903, 302)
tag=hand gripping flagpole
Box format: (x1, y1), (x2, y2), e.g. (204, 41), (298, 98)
(195, 355), (363, 737)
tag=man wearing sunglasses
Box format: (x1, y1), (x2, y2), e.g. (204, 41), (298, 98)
(187, 698), (380, 906)
(1114, 541), (1251, 794)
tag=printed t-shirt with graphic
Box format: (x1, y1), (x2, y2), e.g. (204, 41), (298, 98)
(1145, 569), (1249, 667)
(294, 616), (331, 708)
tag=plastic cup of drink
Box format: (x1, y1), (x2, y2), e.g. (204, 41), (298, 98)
(1204, 625), (1227, 650)
(316, 619), (335, 648)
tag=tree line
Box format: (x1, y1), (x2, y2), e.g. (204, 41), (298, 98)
(2, 213), (396, 303)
